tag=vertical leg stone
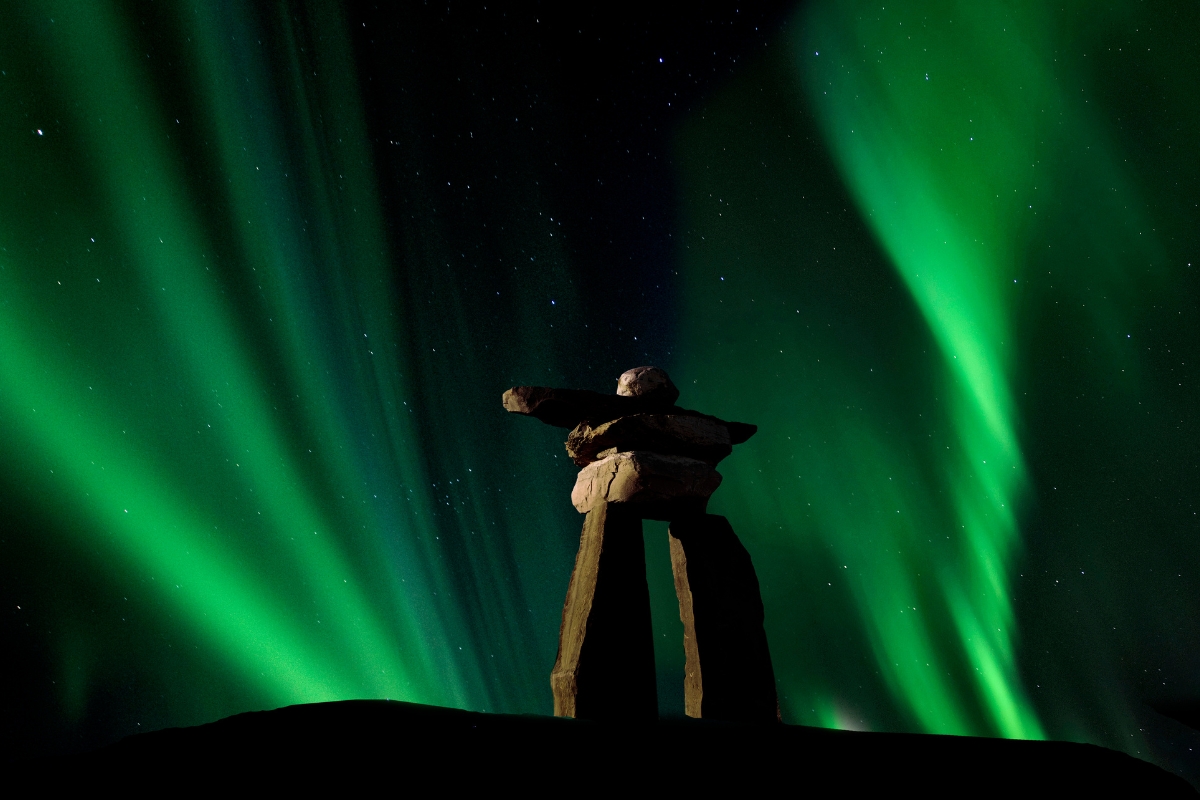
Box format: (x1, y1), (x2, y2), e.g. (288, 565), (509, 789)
(668, 514), (778, 722)
(551, 501), (657, 719)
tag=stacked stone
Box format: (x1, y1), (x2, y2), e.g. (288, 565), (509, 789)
(503, 367), (778, 723)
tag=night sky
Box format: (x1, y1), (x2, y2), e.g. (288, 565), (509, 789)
(3, 0), (1200, 784)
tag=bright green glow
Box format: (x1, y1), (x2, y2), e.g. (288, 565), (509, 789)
(2, 0), (586, 726)
(796, 1), (1116, 739)
(673, 0), (1107, 739)
(0, 0), (475, 714)
(0, 328), (358, 701)
(672, 1), (1179, 741)
(6, 0), (1195, 763)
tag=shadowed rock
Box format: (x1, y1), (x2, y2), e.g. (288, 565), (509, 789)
(566, 413), (735, 466)
(551, 501), (657, 720)
(502, 386), (670, 428)
(503, 385), (758, 442)
(669, 514), (779, 722)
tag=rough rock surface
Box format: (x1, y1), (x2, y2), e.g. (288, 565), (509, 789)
(550, 501), (657, 720)
(501, 386), (671, 429)
(503, 385), (758, 442)
(566, 413), (734, 466)
(669, 514), (779, 722)
(504, 367), (781, 726)
(570, 451), (721, 516)
(616, 366), (680, 406)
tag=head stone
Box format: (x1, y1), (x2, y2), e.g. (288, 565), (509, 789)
(616, 366), (680, 406)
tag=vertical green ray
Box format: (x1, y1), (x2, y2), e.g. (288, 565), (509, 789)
(0, 0), (457, 710)
(1, 0), (593, 723)
(181, 2), (457, 699)
(37, 0), (426, 700)
(798, 1), (1056, 738)
(0, 318), (357, 702)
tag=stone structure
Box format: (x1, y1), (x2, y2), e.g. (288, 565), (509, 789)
(503, 367), (778, 722)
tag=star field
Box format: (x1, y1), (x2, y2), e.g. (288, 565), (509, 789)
(2, 1), (1199, 785)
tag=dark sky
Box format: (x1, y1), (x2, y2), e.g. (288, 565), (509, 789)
(3, 2), (1200, 789)
(348, 3), (793, 382)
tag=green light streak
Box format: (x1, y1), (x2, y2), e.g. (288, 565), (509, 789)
(798, 1), (1057, 738)
(0, 321), (356, 702)
(0, 0), (460, 712)
(6, 1), (1194, 766)
(667, 0), (1173, 739)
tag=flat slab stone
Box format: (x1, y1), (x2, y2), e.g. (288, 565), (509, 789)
(502, 386), (669, 429)
(566, 414), (734, 466)
(570, 451), (722, 517)
(503, 386), (758, 442)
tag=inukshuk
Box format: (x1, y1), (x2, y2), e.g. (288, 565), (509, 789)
(502, 366), (778, 722)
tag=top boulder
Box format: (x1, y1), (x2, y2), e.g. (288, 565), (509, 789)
(616, 366), (680, 406)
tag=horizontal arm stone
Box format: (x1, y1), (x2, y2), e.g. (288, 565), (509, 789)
(502, 386), (758, 444)
(501, 386), (669, 429)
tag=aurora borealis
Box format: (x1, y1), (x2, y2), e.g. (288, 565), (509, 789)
(3, 0), (1199, 784)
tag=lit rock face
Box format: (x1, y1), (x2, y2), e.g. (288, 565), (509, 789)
(570, 451), (722, 518)
(616, 366), (680, 406)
